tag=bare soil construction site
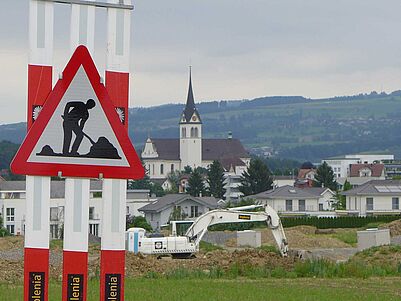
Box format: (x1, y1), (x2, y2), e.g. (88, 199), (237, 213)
(1, 223), (401, 283)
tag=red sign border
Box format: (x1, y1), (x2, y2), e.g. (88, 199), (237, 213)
(11, 45), (144, 180)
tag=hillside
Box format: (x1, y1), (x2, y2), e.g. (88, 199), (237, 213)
(1, 91), (401, 162)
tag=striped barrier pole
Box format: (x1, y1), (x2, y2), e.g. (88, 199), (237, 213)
(100, 1), (132, 300)
(62, 2), (95, 300)
(25, 1), (54, 300)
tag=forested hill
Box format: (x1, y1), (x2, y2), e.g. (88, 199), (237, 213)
(1, 90), (401, 162)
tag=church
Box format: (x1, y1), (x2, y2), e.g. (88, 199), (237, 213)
(141, 71), (250, 186)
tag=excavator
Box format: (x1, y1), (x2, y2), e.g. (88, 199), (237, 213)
(126, 204), (288, 258)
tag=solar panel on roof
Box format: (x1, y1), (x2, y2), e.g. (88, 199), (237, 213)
(375, 186), (390, 192)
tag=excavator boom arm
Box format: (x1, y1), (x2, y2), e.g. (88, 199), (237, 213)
(185, 205), (288, 256)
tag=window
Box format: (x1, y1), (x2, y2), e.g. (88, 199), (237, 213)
(50, 207), (58, 221)
(6, 225), (14, 235)
(6, 208), (15, 222)
(171, 164), (174, 172)
(93, 192), (102, 198)
(285, 200), (292, 211)
(392, 197), (399, 210)
(4, 193), (20, 199)
(160, 164), (164, 175)
(319, 204), (324, 211)
(182, 127), (186, 138)
(50, 224), (59, 239)
(89, 207), (95, 220)
(89, 224), (99, 237)
(190, 206), (199, 218)
(190, 127), (195, 137)
(194, 128), (199, 138)
(366, 197), (374, 211)
(298, 200), (305, 211)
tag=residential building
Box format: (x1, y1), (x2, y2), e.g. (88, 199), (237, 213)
(323, 153), (394, 179)
(139, 194), (219, 230)
(337, 163), (385, 189)
(141, 71), (250, 188)
(273, 176), (295, 188)
(0, 180), (154, 238)
(384, 161), (401, 179)
(295, 162), (316, 187)
(342, 180), (401, 216)
(247, 185), (336, 216)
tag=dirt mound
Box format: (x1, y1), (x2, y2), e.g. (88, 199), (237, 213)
(0, 259), (24, 283)
(260, 226), (350, 249)
(124, 249), (296, 278)
(0, 236), (24, 251)
(383, 219), (401, 236)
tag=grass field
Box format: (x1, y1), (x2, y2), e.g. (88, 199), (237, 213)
(1, 278), (401, 301)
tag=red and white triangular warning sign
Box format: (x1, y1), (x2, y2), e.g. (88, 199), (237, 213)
(11, 46), (144, 180)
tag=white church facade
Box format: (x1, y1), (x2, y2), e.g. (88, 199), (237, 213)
(141, 71), (251, 183)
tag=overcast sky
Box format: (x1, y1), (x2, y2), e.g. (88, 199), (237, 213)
(2, 0), (401, 124)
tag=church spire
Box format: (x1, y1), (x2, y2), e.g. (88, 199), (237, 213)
(181, 67), (201, 124)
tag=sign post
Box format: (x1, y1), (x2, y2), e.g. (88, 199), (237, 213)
(18, 2), (138, 300)
(100, 1), (132, 300)
(25, 1), (54, 300)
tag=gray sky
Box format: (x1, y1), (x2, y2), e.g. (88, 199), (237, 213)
(2, 0), (401, 124)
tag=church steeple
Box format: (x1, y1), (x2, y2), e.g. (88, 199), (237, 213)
(179, 67), (202, 169)
(180, 67), (202, 124)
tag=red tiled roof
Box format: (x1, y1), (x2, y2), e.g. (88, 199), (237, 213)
(349, 164), (384, 177)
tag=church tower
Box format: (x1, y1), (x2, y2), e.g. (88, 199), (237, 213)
(180, 68), (202, 169)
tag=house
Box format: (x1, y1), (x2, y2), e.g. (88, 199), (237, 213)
(273, 176), (295, 188)
(323, 153), (394, 179)
(141, 71), (250, 192)
(384, 161), (401, 179)
(246, 185), (336, 216)
(139, 194), (219, 230)
(0, 180), (154, 238)
(337, 163), (385, 189)
(295, 162), (316, 187)
(342, 180), (401, 216)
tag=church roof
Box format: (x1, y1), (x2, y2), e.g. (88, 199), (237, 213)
(181, 69), (202, 124)
(149, 138), (249, 162)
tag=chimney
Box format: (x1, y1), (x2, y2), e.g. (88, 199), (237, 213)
(228, 131), (232, 140)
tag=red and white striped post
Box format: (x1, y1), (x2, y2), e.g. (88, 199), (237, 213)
(61, 2), (96, 301)
(100, 1), (132, 300)
(62, 178), (90, 301)
(25, 1), (54, 300)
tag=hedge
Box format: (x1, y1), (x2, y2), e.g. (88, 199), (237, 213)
(281, 215), (400, 229)
(209, 215), (400, 231)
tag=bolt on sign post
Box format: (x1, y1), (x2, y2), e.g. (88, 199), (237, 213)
(12, 45), (143, 301)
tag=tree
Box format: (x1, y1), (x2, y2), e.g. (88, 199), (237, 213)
(334, 179), (352, 210)
(207, 160), (226, 199)
(128, 175), (165, 197)
(187, 168), (206, 197)
(239, 158), (273, 196)
(167, 170), (182, 193)
(126, 215), (152, 232)
(183, 165), (193, 174)
(313, 161), (337, 190)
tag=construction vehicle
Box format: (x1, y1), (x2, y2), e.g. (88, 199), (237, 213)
(126, 204), (288, 257)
